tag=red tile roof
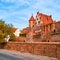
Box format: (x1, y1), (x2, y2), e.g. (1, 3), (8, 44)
(29, 15), (35, 21)
(21, 29), (28, 34)
(38, 13), (53, 25)
(21, 27), (29, 34)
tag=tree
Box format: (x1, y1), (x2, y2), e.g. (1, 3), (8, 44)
(0, 20), (15, 43)
(9, 33), (15, 42)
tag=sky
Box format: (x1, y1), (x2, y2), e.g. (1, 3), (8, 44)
(0, 0), (60, 30)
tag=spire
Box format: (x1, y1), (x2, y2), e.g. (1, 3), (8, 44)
(29, 15), (35, 21)
(37, 11), (39, 14)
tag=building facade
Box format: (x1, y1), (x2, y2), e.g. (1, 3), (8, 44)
(26, 12), (56, 42)
(21, 12), (60, 42)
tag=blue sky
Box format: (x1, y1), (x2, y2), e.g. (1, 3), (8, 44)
(0, 0), (60, 30)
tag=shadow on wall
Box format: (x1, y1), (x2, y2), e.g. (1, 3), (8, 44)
(0, 42), (7, 49)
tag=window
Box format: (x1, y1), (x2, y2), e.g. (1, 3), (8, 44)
(32, 25), (34, 27)
(40, 17), (41, 19)
(38, 21), (40, 24)
(37, 18), (38, 20)
(50, 24), (52, 31)
(46, 25), (48, 32)
(53, 29), (56, 33)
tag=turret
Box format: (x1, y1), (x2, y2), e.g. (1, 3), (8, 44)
(29, 15), (35, 28)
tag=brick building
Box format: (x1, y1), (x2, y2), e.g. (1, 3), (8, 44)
(21, 12), (60, 42)
(55, 21), (60, 32)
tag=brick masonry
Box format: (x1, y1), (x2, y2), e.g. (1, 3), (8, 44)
(2, 42), (60, 60)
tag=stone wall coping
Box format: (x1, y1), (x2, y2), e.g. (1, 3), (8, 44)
(8, 42), (60, 45)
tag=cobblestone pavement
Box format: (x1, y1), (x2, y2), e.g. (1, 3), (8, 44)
(0, 49), (57, 60)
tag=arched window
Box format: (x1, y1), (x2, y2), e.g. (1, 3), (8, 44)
(53, 29), (56, 33)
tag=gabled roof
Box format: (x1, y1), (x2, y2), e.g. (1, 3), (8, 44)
(37, 12), (53, 25)
(21, 27), (30, 34)
(29, 15), (35, 21)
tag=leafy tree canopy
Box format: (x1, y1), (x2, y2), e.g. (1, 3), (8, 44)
(0, 20), (15, 43)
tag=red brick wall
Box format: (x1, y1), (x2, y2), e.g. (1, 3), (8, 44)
(4, 42), (60, 59)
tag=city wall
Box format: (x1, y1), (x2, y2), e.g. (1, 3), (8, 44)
(1, 42), (60, 59)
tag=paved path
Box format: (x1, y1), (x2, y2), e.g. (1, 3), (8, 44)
(0, 49), (57, 60)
